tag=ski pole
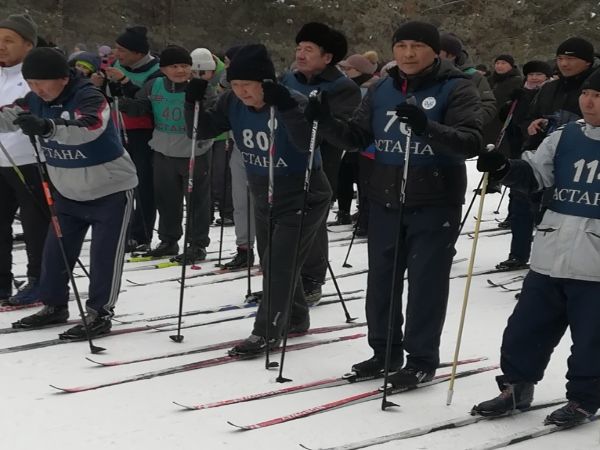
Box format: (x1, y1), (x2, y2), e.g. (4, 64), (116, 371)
(244, 181), (258, 302)
(341, 210), (360, 268)
(446, 144), (493, 406)
(217, 136), (230, 266)
(170, 100), (200, 343)
(276, 91), (320, 382)
(326, 260), (357, 323)
(264, 104), (278, 369)
(29, 136), (104, 354)
(458, 99), (518, 233)
(381, 96), (418, 410)
(0, 140), (91, 280)
(493, 186), (507, 214)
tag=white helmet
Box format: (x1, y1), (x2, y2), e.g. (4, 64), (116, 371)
(191, 48), (216, 71)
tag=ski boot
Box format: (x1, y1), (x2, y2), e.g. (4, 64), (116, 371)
(386, 365), (436, 389)
(303, 278), (323, 306)
(59, 314), (112, 340)
(12, 305), (69, 329)
(171, 245), (207, 264)
(496, 257), (529, 271)
(228, 334), (281, 356)
(349, 355), (402, 381)
(328, 210), (352, 226)
(544, 401), (595, 427)
(143, 241), (179, 258)
(5, 277), (41, 306)
(222, 247), (254, 270)
(471, 375), (534, 416)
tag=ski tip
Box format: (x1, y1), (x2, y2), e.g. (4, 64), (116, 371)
(85, 357), (105, 366)
(227, 421), (250, 431)
(172, 401), (196, 411)
(298, 445), (313, 450)
(49, 384), (73, 393)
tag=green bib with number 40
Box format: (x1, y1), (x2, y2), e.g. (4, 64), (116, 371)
(149, 78), (186, 135)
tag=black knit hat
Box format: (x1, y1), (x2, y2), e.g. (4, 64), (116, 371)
(440, 33), (463, 57)
(582, 68), (600, 91)
(295, 22), (348, 64)
(159, 45), (192, 67)
(116, 26), (150, 54)
(226, 44), (276, 82)
(392, 21), (440, 54)
(556, 37), (595, 63)
(0, 13), (38, 44)
(225, 45), (243, 61)
(495, 54), (515, 67)
(22, 47), (70, 79)
(522, 60), (552, 77)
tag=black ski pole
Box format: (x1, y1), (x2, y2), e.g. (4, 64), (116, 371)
(341, 211), (360, 268)
(244, 182), (259, 303)
(381, 97), (417, 410)
(276, 92), (320, 382)
(458, 99), (519, 233)
(326, 260), (357, 323)
(493, 186), (508, 214)
(217, 137), (230, 266)
(264, 105), (279, 369)
(29, 136), (104, 354)
(0, 140), (91, 280)
(170, 100), (201, 343)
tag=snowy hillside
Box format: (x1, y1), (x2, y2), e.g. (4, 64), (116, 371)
(1, 159), (597, 450)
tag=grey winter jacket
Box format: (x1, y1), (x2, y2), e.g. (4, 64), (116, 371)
(119, 77), (215, 158)
(502, 120), (600, 282)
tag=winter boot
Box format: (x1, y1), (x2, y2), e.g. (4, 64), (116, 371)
(328, 210), (352, 226)
(0, 287), (12, 305)
(171, 245), (207, 264)
(351, 355), (402, 379)
(143, 241), (179, 258)
(496, 257), (529, 271)
(228, 334), (281, 356)
(222, 247), (254, 270)
(544, 401), (595, 427)
(471, 375), (535, 417)
(497, 219), (511, 229)
(303, 278), (323, 306)
(215, 216), (234, 226)
(59, 314), (112, 340)
(126, 239), (151, 254)
(5, 277), (41, 306)
(12, 305), (69, 329)
(288, 315), (310, 334)
(386, 365), (436, 389)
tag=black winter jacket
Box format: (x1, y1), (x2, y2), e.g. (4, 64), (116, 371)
(318, 58), (483, 209)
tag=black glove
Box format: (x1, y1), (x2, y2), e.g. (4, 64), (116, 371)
(108, 81), (123, 98)
(185, 78), (208, 104)
(262, 81), (298, 111)
(477, 150), (509, 178)
(394, 103), (428, 135)
(304, 90), (331, 123)
(13, 112), (52, 137)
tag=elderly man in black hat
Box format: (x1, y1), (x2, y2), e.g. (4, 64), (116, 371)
(305, 20), (483, 388)
(280, 22), (362, 305)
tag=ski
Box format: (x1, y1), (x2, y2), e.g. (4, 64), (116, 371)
(50, 333), (365, 393)
(459, 226), (502, 236)
(86, 322), (366, 367)
(299, 398), (568, 450)
(465, 415), (598, 450)
(451, 267), (529, 280)
(486, 275), (525, 289)
(113, 289), (364, 325)
(125, 265), (260, 287)
(126, 248), (219, 263)
(467, 230), (511, 239)
(0, 312), (143, 335)
(173, 357), (488, 411)
(0, 301), (43, 313)
(0, 321), (176, 354)
(123, 253), (233, 272)
(227, 364), (500, 431)
(148, 295), (364, 332)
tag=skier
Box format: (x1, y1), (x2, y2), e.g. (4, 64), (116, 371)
(473, 68), (600, 428)
(304, 21), (483, 387)
(281, 22), (361, 304)
(185, 44), (331, 355)
(104, 26), (160, 254)
(118, 45), (214, 263)
(0, 13), (49, 306)
(0, 47), (137, 337)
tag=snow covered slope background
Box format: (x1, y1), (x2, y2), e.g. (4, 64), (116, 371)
(1, 159), (598, 449)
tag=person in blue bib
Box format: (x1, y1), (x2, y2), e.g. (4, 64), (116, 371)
(0, 48), (138, 337)
(304, 21), (483, 387)
(118, 45), (214, 263)
(473, 69), (600, 428)
(185, 44), (331, 355)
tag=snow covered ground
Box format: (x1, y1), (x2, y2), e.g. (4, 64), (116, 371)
(1, 159), (598, 449)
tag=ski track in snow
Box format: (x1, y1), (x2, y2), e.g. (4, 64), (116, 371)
(1, 160), (597, 449)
